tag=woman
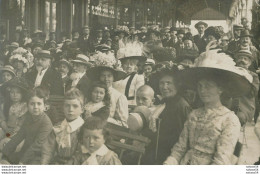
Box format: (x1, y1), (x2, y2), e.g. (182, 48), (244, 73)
(142, 66), (191, 165)
(164, 43), (253, 165)
(88, 51), (128, 127)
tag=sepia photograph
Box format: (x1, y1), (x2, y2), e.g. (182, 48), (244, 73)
(0, 0), (260, 173)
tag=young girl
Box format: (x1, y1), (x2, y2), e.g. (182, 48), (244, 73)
(71, 117), (121, 165)
(2, 86), (53, 164)
(0, 65), (16, 85)
(84, 81), (110, 121)
(41, 88), (85, 164)
(0, 78), (28, 142)
(9, 54), (29, 78)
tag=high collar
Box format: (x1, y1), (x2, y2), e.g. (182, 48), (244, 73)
(81, 144), (109, 156)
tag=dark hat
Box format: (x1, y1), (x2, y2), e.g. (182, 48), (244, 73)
(2, 77), (30, 93)
(95, 44), (111, 52)
(147, 29), (160, 36)
(176, 29), (185, 35)
(182, 35), (193, 42)
(204, 26), (222, 40)
(195, 21), (208, 29)
(35, 50), (52, 59)
(233, 24), (244, 30)
(239, 29), (253, 38)
(170, 27), (176, 32)
(234, 50), (254, 61)
(59, 59), (71, 68)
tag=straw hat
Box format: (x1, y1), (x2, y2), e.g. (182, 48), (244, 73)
(35, 50), (52, 59)
(0, 65), (16, 77)
(234, 50), (254, 61)
(88, 51), (126, 82)
(71, 54), (92, 66)
(180, 44), (253, 97)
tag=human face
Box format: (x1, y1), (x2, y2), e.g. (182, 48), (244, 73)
(28, 96), (45, 116)
(59, 64), (69, 75)
(2, 72), (13, 82)
(82, 129), (105, 153)
(143, 65), (153, 77)
(240, 36), (251, 47)
(177, 34), (184, 41)
(73, 63), (86, 73)
(197, 79), (222, 105)
(197, 25), (205, 35)
(36, 57), (51, 69)
(136, 90), (154, 107)
(234, 29), (241, 38)
(13, 60), (25, 70)
(236, 56), (252, 69)
(10, 87), (22, 103)
(159, 75), (177, 98)
(99, 70), (114, 87)
(91, 87), (106, 103)
(184, 40), (193, 49)
(206, 35), (217, 44)
(33, 47), (42, 55)
(63, 99), (83, 122)
(122, 59), (138, 74)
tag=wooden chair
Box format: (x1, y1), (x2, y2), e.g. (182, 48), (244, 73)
(105, 123), (151, 165)
(46, 95), (65, 125)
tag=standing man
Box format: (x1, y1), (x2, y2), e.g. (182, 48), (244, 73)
(193, 21), (208, 53)
(227, 24), (244, 54)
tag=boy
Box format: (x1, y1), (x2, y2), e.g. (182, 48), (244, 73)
(71, 117), (121, 165)
(41, 88), (85, 164)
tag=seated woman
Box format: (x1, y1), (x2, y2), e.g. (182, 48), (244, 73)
(164, 43), (253, 165)
(88, 51), (128, 127)
(84, 81), (110, 121)
(142, 66), (192, 165)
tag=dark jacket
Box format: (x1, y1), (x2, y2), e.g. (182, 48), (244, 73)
(67, 74), (92, 98)
(25, 67), (64, 95)
(193, 34), (207, 53)
(2, 112), (53, 164)
(142, 95), (192, 165)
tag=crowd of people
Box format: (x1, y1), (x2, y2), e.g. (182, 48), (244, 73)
(0, 18), (260, 165)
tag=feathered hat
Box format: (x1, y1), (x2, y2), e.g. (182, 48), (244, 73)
(117, 42), (146, 62)
(88, 51), (126, 81)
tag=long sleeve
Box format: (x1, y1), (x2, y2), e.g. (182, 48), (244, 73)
(114, 94), (129, 126)
(164, 118), (190, 165)
(211, 115), (241, 165)
(20, 116), (53, 164)
(41, 131), (57, 164)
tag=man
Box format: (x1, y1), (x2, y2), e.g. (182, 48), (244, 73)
(193, 21), (208, 53)
(227, 24), (244, 54)
(232, 50), (259, 125)
(25, 50), (63, 95)
(69, 54), (92, 97)
(166, 27), (177, 48)
(79, 26), (91, 54)
(237, 29), (260, 72)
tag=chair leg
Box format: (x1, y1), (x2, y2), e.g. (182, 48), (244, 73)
(137, 154), (142, 165)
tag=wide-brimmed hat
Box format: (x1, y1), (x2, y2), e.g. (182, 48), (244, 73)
(35, 50), (52, 59)
(71, 54), (92, 66)
(8, 42), (19, 48)
(239, 29), (252, 38)
(143, 59), (155, 66)
(0, 65), (16, 77)
(127, 106), (151, 131)
(204, 26), (222, 40)
(117, 43), (146, 62)
(9, 54), (29, 69)
(88, 51), (126, 82)
(1, 77), (30, 94)
(195, 21), (208, 29)
(180, 48), (253, 97)
(234, 50), (254, 61)
(94, 44), (111, 52)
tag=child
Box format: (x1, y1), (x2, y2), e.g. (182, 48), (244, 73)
(84, 81), (110, 121)
(58, 59), (71, 93)
(71, 117), (121, 165)
(2, 86), (53, 164)
(9, 54), (29, 78)
(41, 88), (85, 164)
(142, 59), (155, 83)
(0, 78), (28, 142)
